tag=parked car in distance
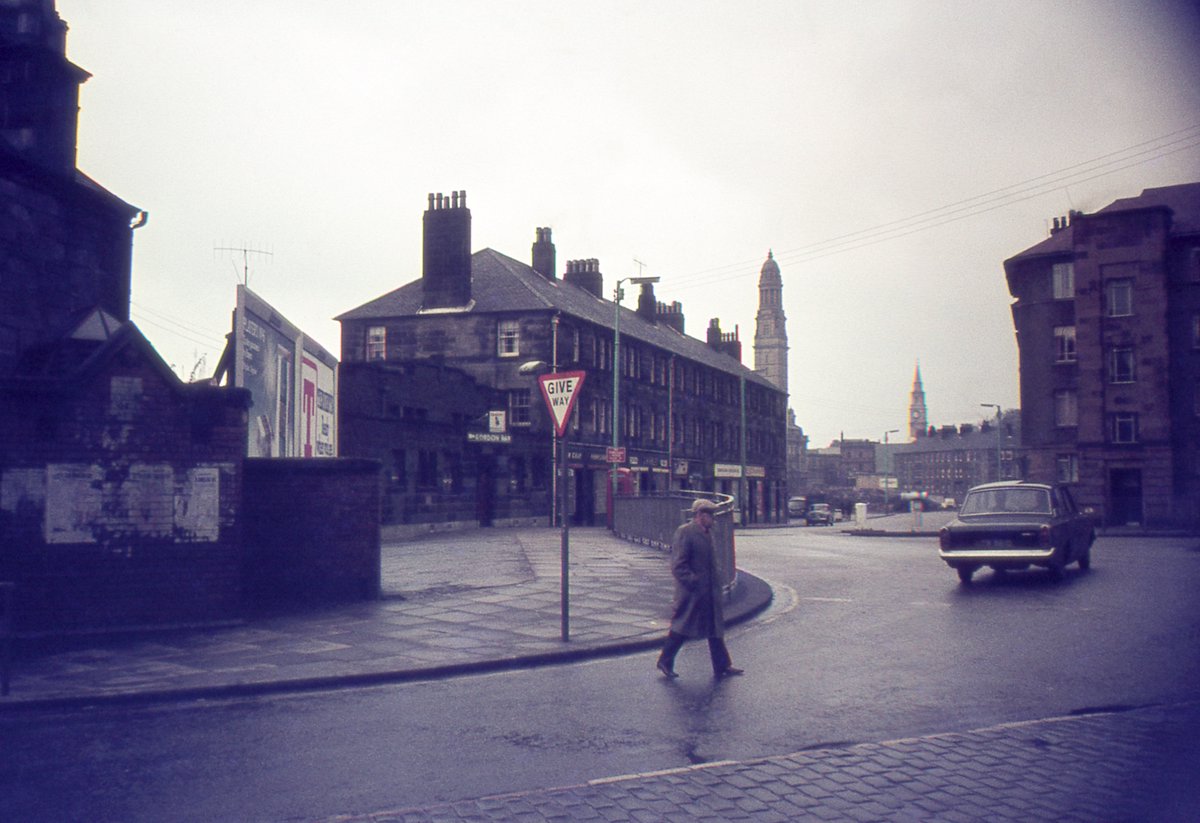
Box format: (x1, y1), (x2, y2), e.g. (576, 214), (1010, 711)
(938, 481), (1096, 584)
(787, 497), (807, 518)
(805, 503), (835, 526)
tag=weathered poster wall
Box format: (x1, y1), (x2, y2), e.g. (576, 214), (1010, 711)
(1, 463), (226, 545)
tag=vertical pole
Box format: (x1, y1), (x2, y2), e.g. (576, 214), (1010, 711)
(560, 429), (570, 641)
(739, 374), (747, 526)
(551, 315), (559, 527)
(610, 284), (621, 529)
(667, 354), (675, 491)
(995, 408), (1003, 481)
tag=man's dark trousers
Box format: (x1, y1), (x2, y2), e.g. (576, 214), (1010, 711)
(659, 630), (732, 675)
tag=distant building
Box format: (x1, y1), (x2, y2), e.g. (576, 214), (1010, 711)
(1004, 183), (1200, 529)
(894, 413), (1021, 503)
(785, 409), (808, 496)
(336, 193), (789, 527)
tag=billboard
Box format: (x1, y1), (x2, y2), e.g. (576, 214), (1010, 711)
(229, 285), (337, 458)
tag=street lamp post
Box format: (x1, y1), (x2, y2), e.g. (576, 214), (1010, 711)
(610, 274), (659, 528)
(882, 429), (898, 514)
(980, 403), (1002, 481)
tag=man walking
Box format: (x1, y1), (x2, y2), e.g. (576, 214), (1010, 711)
(656, 498), (744, 679)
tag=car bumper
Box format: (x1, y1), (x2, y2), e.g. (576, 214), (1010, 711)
(939, 547), (1057, 566)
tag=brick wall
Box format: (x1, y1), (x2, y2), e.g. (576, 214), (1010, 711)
(242, 458), (382, 605)
(0, 332), (250, 633)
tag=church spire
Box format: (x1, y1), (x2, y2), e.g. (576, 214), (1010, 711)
(753, 250), (788, 394)
(909, 361), (927, 440)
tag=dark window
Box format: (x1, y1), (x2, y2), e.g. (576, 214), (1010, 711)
(1109, 347), (1135, 384)
(417, 450), (438, 488)
(509, 389), (531, 425)
(1052, 262), (1075, 299)
(1111, 413), (1138, 444)
(1054, 326), (1077, 363)
(1105, 279), (1133, 317)
(1056, 454), (1078, 483)
(1054, 390), (1078, 427)
(366, 326), (386, 361)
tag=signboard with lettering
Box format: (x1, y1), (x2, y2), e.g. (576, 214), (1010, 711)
(467, 431), (512, 444)
(606, 447), (626, 464)
(231, 285), (338, 458)
(537, 371), (587, 437)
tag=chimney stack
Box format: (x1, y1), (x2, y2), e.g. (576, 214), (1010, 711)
(658, 301), (685, 334)
(531, 227), (556, 280)
(706, 318), (741, 361)
(422, 190), (472, 309)
(636, 280), (657, 319)
(564, 258), (603, 298)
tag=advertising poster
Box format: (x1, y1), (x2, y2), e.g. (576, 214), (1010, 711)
(231, 286), (337, 458)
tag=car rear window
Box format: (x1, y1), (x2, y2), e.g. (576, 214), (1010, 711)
(960, 488), (1051, 515)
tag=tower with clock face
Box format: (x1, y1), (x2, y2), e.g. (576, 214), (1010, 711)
(909, 362), (927, 440)
(753, 251), (788, 395)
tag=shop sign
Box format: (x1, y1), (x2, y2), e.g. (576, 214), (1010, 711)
(713, 463), (742, 478)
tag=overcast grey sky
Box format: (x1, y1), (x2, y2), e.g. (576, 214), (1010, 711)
(57, 0), (1200, 447)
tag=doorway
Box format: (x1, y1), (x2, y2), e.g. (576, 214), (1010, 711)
(1109, 468), (1143, 526)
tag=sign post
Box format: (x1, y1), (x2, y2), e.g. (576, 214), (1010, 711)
(537, 371), (586, 642)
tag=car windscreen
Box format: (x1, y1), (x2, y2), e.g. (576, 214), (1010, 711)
(960, 488), (1051, 515)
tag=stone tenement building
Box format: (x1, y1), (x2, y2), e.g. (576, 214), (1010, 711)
(337, 192), (789, 527)
(1004, 183), (1200, 529)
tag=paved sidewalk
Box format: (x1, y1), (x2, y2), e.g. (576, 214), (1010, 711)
(323, 701), (1200, 822)
(1, 527), (770, 709)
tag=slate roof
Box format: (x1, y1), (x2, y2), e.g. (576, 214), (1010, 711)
(337, 247), (779, 390)
(1006, 182), (1200, 264)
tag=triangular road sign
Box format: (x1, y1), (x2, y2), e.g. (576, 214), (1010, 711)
(537, 371), (587, 437)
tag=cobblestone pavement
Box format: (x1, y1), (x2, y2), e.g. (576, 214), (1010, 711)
(323, 701), (1200, 822)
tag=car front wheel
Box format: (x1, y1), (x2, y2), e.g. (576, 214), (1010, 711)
(957, 566), (975, 585)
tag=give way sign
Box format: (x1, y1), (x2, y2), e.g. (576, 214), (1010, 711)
(537, 371), (587, 437)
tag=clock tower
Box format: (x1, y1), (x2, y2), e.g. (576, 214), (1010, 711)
(753, 251), (788, 394)
(909, 362), (927, 440)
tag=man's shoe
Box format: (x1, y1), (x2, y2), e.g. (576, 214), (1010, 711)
(657, 660), (679, 679)
(716, 667), (745, 678)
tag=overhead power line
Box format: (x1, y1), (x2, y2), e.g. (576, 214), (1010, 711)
(670, 125), (1200, 292)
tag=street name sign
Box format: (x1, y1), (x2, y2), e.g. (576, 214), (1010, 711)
(537, 371), (586, 437)
(467, 431), (512, 444)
